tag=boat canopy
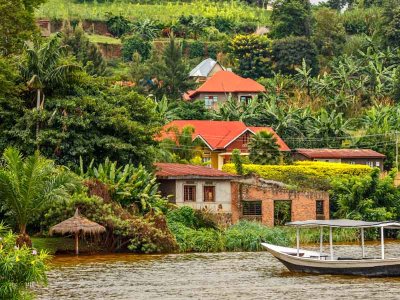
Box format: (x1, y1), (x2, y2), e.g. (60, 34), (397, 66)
(286, 219), (400, 229)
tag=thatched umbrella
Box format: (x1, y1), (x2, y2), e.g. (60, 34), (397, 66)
(50, 209), (106, 255)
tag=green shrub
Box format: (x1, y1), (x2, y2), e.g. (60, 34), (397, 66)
(225, 221), (290, 251)
(106, 14), (132, 38)
(222, 161), (373, 190)
(122, 34), (152, 61)
(167, 206), (218, 229)
(0, 224), (50, 299)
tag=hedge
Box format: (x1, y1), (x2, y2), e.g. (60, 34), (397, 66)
(222, 161), (373, 190)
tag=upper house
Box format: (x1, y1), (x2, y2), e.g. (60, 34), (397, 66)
(294, 148), (386, 171)
(184, 70), (266, 108)
(188, 58), (225, 83)
(159, 120), (290, 170)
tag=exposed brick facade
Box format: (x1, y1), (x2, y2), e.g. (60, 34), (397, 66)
(231, 177), (329, 227)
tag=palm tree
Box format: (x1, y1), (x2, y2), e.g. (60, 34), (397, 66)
(0, 147), (80, 246)
(19, 35), (81, 143)
(249, 131), (281, 165)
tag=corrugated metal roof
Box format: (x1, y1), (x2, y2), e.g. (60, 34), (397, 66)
(296, 148), (386, 159)
(189, 58), (218, 77)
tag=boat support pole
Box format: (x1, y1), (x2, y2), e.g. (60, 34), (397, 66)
(319, 226), (323, 259)
(296, 227), (300, 257)
(361, 227), (365, 258)
(381, 226), (385, 260)
(329, 226), (333, 260)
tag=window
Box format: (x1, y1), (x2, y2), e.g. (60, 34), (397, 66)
(316, 200), (324, 219)
(242, 201), (262, 216)
(202, 157), (211, 166)
(376, 161), (380, 167)
(184, 185), (196, 202)
(366, 161), (374, 167)
(240, 96), (252, 105)
(204, 186), (215, 202)
(205, 96), (218, 108)
(243, 133), (250, 147)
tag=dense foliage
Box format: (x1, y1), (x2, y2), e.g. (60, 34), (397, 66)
(0, 224), (49, 300)
(0, 148), (80, 245)
(223, 161), (373, 190)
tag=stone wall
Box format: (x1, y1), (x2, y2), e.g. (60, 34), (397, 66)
(231, 179), (329, 227)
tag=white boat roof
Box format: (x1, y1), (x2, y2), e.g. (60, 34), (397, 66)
(189, 58), (218, 77)
(287, 219), (400, 229)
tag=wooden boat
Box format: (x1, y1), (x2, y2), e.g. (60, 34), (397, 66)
(262, 219), (400, 277)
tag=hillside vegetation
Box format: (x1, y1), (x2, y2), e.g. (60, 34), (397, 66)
(35, 0), (271, 25)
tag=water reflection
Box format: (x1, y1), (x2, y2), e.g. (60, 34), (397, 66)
(36, 243), (400, 300)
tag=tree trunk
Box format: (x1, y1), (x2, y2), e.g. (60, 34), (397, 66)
(35, 89), (45, 150)
(16, 224), (32, 248)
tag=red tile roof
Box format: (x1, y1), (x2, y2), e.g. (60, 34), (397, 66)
(155, 163), (237, 179)
(158, 120), (290, 151)
(296, 149), (386, 159)
(188, 71), (266, 99)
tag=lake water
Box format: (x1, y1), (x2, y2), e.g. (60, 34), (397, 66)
(36, 243), (400, 300)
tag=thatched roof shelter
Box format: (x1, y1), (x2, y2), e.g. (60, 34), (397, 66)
(50, 209), (106, 255)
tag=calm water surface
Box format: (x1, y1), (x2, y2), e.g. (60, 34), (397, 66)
(36, 243), (400, 300)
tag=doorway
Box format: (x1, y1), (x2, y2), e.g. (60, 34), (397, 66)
(274, 200), (292, 226)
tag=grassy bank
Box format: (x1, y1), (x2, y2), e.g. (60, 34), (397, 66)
(32, 237), (103, 254)
(35, 0), (271, 24)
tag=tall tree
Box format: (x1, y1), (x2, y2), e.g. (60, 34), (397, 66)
(0, 0), (39, 55)
(19, 35), (81, 144)
(272, 36), (319, 76)
(270, 0), (313, 39)
(153, 33), (193, 99)
(0, 147), (79, 245)
(61, 21), (107, 76)
(381, 0), (400, 48)
(230, 34), (272, 79)
(249, 131), (281, 165)
(313, 8), (346, 58)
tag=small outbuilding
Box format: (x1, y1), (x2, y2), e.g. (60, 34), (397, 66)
(294, 148), (385, 171)
(155, 163), (237, 213)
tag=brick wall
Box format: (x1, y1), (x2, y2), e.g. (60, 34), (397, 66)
(231, 179), (329, 227)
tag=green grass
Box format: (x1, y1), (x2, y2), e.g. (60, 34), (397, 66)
(88, 34), (121, 45)
(35, 0), (271, 25)
(32, 237), (102, 254)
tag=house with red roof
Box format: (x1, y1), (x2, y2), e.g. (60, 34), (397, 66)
(294, 149), (386, 171)
(155, 163), (237, 213)
(184, 70), (266, 108)
(159, 120), (290, 170)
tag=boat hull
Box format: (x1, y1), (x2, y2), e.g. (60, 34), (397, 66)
(276, 257), (400, 277)
(262, 243), (400, 277)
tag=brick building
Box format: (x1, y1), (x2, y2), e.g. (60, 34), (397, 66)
(155, 163), (329, 226)
(231, 177), (329, 227)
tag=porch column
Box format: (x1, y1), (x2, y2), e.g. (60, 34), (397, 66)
(217, 154), (224, 170)
(381, 226), (385, 260)
(329, 226), (333, 260)
(319, 226), (323, 259)
(361, 228), (365, 258)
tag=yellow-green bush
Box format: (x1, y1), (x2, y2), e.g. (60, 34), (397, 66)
(223, 161), (373, 190)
